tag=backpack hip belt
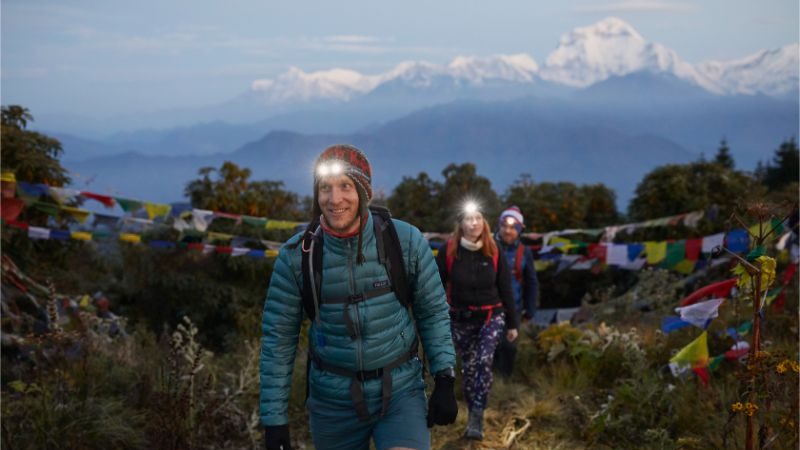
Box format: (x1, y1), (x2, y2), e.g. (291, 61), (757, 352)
(310, 337), (419, 422)
(449, 302), (503, 325)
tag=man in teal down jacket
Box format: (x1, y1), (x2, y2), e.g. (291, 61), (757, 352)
(260, 144), (458, 450)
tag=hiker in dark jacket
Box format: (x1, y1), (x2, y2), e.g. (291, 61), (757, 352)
(435, 201), (518, 441)
(493, 206), (539, 378)
(259, 145), (457, 450)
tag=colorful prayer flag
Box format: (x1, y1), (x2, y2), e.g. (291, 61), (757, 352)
(670, 331), (709, 369)
(645, 241), (667, 265)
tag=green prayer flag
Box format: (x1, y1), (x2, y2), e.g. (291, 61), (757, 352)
(242, 215), (268, 228)
(32, 201), (59, 217)
(662, 240), (686, 268)
(708, 354), (726, 371)
(746, 245), (766, 262)
(91, 230), (112, 240)
(737, 321), (752, 335)
(116, 197), (143, 213)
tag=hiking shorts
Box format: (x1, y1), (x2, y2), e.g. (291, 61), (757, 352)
(307, 386), (430, 450)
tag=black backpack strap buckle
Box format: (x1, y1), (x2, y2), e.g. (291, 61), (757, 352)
(348, 293), (365, 304)
(355, 368), (383, 381)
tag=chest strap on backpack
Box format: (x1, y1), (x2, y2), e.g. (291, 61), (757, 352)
(310, 337), (419, 421)
(328, 286), (394, 340)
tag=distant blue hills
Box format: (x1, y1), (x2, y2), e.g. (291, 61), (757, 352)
(57, 73), (798, 211)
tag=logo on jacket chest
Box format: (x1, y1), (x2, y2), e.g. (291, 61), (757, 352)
(373, 279), (390, 289)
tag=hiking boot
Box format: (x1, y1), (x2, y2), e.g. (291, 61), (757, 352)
(464, 408), (484, 440)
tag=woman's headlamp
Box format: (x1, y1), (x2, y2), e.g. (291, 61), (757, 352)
(462, 201), (479, 215)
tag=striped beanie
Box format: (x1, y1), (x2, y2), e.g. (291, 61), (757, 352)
(499, 205), (525, 232)
(313, 144), (372, 202)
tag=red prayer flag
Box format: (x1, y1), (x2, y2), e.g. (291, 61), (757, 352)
(693, 367), (710, 387)
(774, 264), (798, 313)
(724, 347), (749, 360)
(80, 192), (115, 208)
(1, 198), (25, 222)
(588, 244), (607, 262)
(685, 238), (702, 261)
(680, 278), (737, 306)
(5, 219), (28, 230)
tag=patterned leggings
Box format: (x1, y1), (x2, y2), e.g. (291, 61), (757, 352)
(450, 312), (506, 412)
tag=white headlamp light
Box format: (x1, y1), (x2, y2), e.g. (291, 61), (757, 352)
(463, 201), (479, 215)
(316, 161), (345, 178)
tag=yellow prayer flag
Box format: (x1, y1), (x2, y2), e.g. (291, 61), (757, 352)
(79, 295), (90, 308)
(208, 232), (233, 243)
(669, 331), (709, 368)
(645, 241), (667, 265)
(70, 231), (93, 241)
(265, 249), (279, 258)
(535, 260), (554, 272)
(673, 260), (696, 274)
(265, 220), (302, 230)
(61, 206), (91, 224)
(749, 221), (776, 243)
(144, 203), (172, 220)
(549, 236), (572, 248)
(119, 233), (141, 244)
(1, 171), (16, 182)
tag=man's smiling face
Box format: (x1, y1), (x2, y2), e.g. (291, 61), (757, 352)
(318, 174), (361, 234)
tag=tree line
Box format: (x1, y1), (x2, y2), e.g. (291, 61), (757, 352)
(3, 104), (798, 237)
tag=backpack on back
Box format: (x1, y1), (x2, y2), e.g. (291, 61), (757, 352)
(296, 206), (419, 421)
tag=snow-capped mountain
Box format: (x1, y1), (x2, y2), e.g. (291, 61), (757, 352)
(248, 54), (540, 103)
(538, 17), (719, 92)
(445, 54), (539, 84)
(249, 67), (380, 103)
(245, 17), (796, 106)
(697, 43), (800, 97)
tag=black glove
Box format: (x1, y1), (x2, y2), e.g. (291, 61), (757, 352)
(264, 425), (292, 450)
(427, 375), (458, 427)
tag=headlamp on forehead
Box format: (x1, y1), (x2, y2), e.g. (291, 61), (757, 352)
(462, 201), (479, 215)
(505, 217), (516, 226)
(316, 161), (344, 178)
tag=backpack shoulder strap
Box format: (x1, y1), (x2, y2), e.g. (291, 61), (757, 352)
(445, 239), (457, 275)
(513, 243), (525, 282)
(300, 224), (323, 321)
(444, 239), (458, 305)
(370, 206), (413, 309)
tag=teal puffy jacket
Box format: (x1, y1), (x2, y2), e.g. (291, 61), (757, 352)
(259, 213), (455, 426)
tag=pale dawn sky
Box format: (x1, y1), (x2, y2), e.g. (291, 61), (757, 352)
(2, 0), (797, 117)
